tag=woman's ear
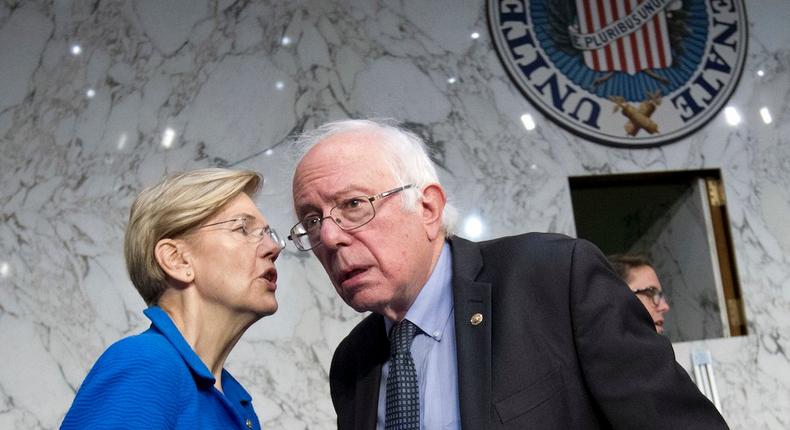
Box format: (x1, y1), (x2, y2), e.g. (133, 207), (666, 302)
(154, 238), (193, 284)
(419, 183), (447, 241)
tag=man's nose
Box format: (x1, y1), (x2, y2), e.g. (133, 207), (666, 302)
(319, 216), (352, 249)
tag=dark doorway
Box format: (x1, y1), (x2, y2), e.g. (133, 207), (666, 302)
(569, 170), (746, 342)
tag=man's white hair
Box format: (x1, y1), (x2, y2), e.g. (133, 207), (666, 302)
(292, 119), (457, 236)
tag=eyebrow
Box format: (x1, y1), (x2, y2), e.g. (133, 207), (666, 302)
(296, 186), (372, 216)
(332, 186), (370, 196)
(313, 186), (372, 204)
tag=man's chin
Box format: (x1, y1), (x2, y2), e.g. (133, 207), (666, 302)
(345, 297), (379, 314)
(342, 290), (384, 314)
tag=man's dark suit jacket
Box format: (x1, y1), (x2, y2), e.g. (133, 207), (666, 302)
(329, 233), (728, 429)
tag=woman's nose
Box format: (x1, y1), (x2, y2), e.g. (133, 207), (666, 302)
(259, 237), (282, 262)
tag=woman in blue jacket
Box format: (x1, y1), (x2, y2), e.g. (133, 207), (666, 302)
(62, 168), (285, 429)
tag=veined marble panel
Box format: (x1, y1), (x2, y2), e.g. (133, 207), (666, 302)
(630, 181), (727, 343)
(0, 0), (788, 428)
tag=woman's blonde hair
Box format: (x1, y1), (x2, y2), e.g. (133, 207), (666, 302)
(124, 168), (261, 305)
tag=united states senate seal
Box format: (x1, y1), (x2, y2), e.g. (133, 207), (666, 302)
(488, 0), (747, 148)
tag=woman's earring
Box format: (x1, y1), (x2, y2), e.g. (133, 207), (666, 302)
(186, 271), (191, 277)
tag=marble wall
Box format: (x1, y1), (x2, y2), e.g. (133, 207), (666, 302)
(0, 0), (788, 428)
(632, 181), (728, 342)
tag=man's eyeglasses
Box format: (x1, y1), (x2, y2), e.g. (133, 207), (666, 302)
(633, 287), (667, 306)
(288, 184), (415, 251)
(199, 217), (286, 249)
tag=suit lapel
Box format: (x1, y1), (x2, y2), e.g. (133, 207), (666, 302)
(449, 237), (492, 429)
(354, 315), (388, 430)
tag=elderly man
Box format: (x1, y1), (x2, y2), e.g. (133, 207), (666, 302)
(289, 119), (727, 429)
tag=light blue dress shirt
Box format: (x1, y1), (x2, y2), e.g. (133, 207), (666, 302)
(377, 242), (461, 429)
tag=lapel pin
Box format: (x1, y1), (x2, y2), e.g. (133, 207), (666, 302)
(470, 313), (483, 326)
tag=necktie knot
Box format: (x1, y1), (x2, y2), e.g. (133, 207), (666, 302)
(390, 319), (418, 356)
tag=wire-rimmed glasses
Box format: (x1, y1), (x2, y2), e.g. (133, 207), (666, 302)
(288, 184), (415, 251)
(199, 217), (286, 249)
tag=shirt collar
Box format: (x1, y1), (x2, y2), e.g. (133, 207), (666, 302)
(385, 242), (453, 341)
(143, 306), (216, 387)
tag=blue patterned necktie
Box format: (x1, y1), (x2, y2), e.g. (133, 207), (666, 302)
(385, 319), (420, 430)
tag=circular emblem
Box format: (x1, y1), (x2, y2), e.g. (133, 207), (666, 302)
(488, 0), (747, 148)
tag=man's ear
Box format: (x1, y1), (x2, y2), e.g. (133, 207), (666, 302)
(154, 238), (193, 284)
(419, 183), (447, 241)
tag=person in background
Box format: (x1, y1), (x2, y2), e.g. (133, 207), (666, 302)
(61, 168), (285, 429)
(608, 253), (671, 334)
(288, 119), (728, 429)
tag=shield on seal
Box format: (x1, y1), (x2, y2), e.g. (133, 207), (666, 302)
(574, 0), (673, 75)
(487, 0), (748, 147)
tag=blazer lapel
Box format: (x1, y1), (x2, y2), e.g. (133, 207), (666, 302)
(449, 237), (492, 429)
(354, 315), (388, 430)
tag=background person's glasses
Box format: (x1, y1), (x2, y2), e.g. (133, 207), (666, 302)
(633, 286), (668, 306)
(200, 217), (286, 249)
(288, 184), (415, 251)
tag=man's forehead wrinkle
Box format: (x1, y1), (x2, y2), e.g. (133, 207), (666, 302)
(298, 147), (385, 189)
(294, 161), (348, 218)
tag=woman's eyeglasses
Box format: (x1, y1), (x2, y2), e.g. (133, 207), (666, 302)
(199, 217), (286, 249)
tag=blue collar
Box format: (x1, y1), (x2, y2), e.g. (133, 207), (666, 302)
(385, 242), (453, 341)
(143, 306), (252, 403)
